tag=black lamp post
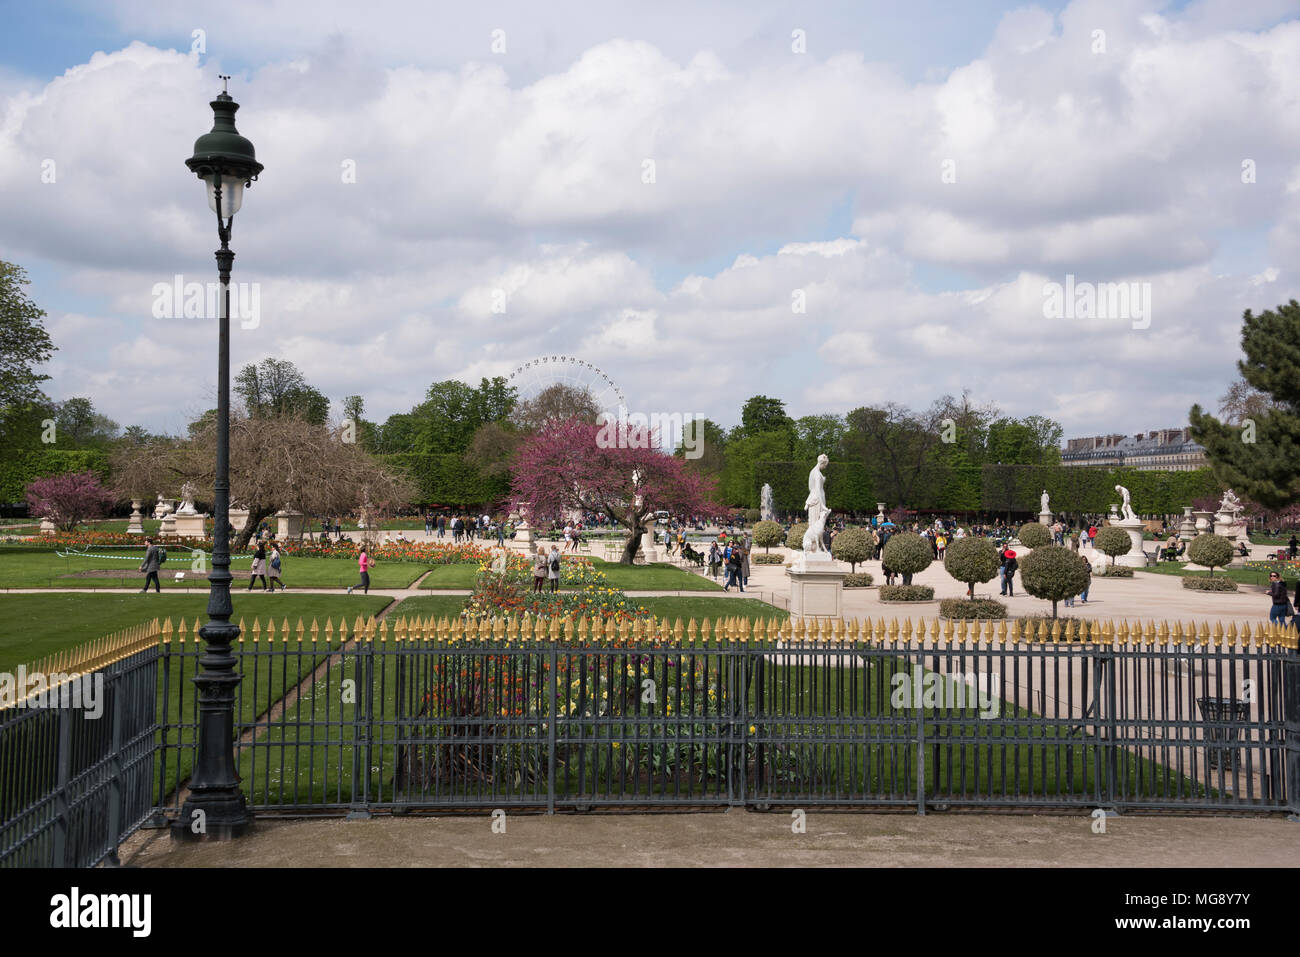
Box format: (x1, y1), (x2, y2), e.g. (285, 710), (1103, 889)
(173, 77), (263, 840)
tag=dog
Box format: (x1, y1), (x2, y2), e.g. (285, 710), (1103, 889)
(681, 544), (705, 567)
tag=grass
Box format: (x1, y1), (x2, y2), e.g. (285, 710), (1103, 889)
(1137, 561), (1278, 587)
(0, 593), (392, 672)
(387, 595), (473, 620)
(0, 548), (427, 590)
(415, 557), (722, 592)
(638, 597), (787, 624)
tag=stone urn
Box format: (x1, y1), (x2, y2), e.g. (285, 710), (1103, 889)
(1178, 506), (1196, 542)
(1193, 510), (1213, 534)
(126, 500), (145, 535)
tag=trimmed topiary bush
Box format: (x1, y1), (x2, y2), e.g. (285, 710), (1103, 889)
(1093, 525), (1132, 566)
(939, 597), (1008, 619)
(831, 526), (875, 572)
(844, 572), (874, 588)
(879, 584), (935, 602)
(1187, 533), (1234, 577)
(785, 522), (808, 550)
(943, 536), (1000, 598)
(1016, 522), (1052, 549)
(1019, 544), (1090, 618)
(752, 553), (784, 564)
(751, 520), (784, 553)
(1093, 565), (1134, 577)
(882, 532), (932, 585)
(1182, 576), (1238, 592)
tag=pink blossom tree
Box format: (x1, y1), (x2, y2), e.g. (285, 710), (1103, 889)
(25, 470), (115, 531)
(510, 418), (717, 564)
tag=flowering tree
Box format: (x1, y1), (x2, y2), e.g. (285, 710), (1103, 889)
(25, 470), (114, 531)
(510, 418), (717, 564)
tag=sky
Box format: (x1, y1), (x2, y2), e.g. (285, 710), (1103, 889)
(1, 0), (1298, 443)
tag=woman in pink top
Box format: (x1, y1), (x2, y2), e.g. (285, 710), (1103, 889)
(348, 547), (373, 594)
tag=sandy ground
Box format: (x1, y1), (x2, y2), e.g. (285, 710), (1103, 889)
(122, 809), (1300, 868)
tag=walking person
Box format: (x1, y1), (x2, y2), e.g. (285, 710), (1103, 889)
(1002, 548), (1018, 597)
(532, 546), (548, 593)
(138, 537), (163, 593)
(247, 542), (269, 591)
(708, 541), (722, 580)
(1289, 535), (1298, 561)
(437, 514), (446, 539)
(348, 546), (373, 595)
(741, 546), (751, 588)
(268, 542), (286, 592)
(1267, 571), (1291, 626)
(548, 544), (562, 593)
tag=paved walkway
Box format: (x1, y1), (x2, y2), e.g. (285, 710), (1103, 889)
(122, 809), (1300, 868)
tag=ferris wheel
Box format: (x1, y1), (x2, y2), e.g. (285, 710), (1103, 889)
(507, 355), (627, 420)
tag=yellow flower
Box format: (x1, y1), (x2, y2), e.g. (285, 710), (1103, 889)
(749, 725), (757, 733)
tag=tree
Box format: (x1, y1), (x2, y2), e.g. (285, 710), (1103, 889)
(341, 395), (379, 452)
(25, 471), (114, 531)
(510, 383), (599, 433)
(234, 358), (329, 425)
(509, 418), (716, 564)
(0, 262), (55, 450)
(376, 412), (418, 453)
(464, 420), (523, 477)
(53, 397), (119, 448)
(1217, 375), (1277, 424)
(1093, 525), (1132, 566)
(676, 417), (727, 479)
(793, 414), (846, 464)
(943, 536), (999, 599)
(831, 526), (874, 572)
(1190, 300), (1300, 509)
(1017, 522), (1051, 548)
(785, 523), (808, 550)
(882, 532), (933, 585)
(113, 413), (416, 549)
(843, 404), (945, 508)
(1187, 533), (1234, 577)
(1019, 545), (1090, 618)
(735, 396), (794, 441)
(751, 520), (784, 553)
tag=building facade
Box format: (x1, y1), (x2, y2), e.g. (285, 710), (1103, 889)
(1061, 427), (1206, 471)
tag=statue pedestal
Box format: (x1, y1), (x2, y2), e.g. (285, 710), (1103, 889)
(127, 501), (144, 535)
(173, 513), (208, 540)
(276, 510), (305, 540)
(1179, 507), (1196, 542)
(787, 556), (846, 618)
(515, 524), (533, 544)
(1038, 511), (1052, 526)
(159, 513), (177, 538)
(1111, 518), (1150, 567)
(39, 518), (57, 536)
(1214, 513), (1247, 543)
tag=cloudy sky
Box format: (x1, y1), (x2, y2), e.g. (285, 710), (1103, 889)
(1, 0), (1298, 442)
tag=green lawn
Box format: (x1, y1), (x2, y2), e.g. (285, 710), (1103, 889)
(638, 597), (787, 624)
(413, 564), (480, 589)
(1137, 561), (1278, 587)
(0, 593), (392, 671)
(0, 547), (427, 590)
(387, 595), (473, 621)
(415, 557), (721, 592)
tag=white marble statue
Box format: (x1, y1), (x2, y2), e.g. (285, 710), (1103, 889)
(801, 454), (831, 555)
(760, 483), (774, 523)
(1040, 489), (1050, 514)
(1219, 489), (1243, 515)
(1115, 484), (1137, 522)
(175, 482), (199, 515)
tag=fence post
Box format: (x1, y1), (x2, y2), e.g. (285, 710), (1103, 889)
(105, 668), (124, 866)
(546, 643), (558, 815)
(1285, 647), (1300, 821)
(915, 643), (926, 816)
(52, 704), (72, 867)
(1102, 649), (1119, 812)
(346, 641), (372, 820)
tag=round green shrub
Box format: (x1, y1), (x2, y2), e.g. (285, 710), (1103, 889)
(785, 522), (808, 550)
(744, 508), (761, 524)
(1093, 565), (1134, 578)
(752, 553), (784, 564)
(882, 532), (933, 582)
(939, 597), (1008, 620)
(943, 536), (1000, 597)
(1016, 522), (1052, 549)
(1187, 533), (1234, 577)
(1019, 544), (1090, 618)
(844, 572), (874, 588)
(879, 584), (935, 602)
(831, 526), (875, 572)
(1182, 576), (1238, 592)
(751, 520), (785, 552)
(1093, 525), (1132, 564)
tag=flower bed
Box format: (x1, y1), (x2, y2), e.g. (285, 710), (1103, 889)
(461, 557), (652, 624)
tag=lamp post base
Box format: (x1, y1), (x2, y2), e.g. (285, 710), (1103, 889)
(170, 793), (252, 841)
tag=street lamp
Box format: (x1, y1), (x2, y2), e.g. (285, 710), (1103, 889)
(174, 76), (263, 840)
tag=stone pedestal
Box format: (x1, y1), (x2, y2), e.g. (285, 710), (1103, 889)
(1111, 517), (1150, 567)
(276, 510), (305, 540)
(159, 513), (177, 538)
(1179, 507), (1196, 542)
(126, 500), (144, 535)
(1213, 511), (1247, 543)
(1038, 511), (1052, 526)
(39, 518), (57, 536)
(515, 523), (533, 544)
(173, 512), (208, 540)
(787, 557), (847, 618)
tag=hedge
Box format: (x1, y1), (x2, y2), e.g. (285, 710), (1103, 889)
(879, 584), (935, 601)
(752, 553), (784, 565)
(0, 448), (110, 503)
(378, 453), (508, 506)
(938, 597), (1007, 619)
(1182, 577), (1239, 592)
(844, 572), (874, 588)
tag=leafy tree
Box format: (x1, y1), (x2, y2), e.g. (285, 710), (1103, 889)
(464, 420), (523, 477)
(25, 470), (114, 531)
(1093, 525), (1132, 566)
(509, 419), (716, 564)
(1190, 300), (1300, 508)
(785, 522), (808, 550)
(509, 382), (595, 433)
(943, 536), (1000, 598)
(0, 262), (55, 450)
(376, 412), (418, 453)
(341, 395), (379, 452)
(234, 358), (329, 425)
(1187, 533), (1234, 577)
(1017, 522), (1051, 548)
(831, 526), (874, 572)
(843, 404), (944, 508)
(751, 520), (784, 553)
(1019, 545), (1090, 618)
(53, 397), (119, 448)
(735, 396), (794, 441)
(720, 429), (793, 505)
(676, 417), (727, 479)
(882, 532), (933, 585)
(793, 414), (846, 464)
